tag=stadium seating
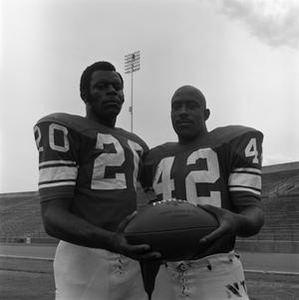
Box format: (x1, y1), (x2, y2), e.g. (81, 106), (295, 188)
(241, 196), (299, 241)
(236, 162), (299, 253)
(0, 191), (48, 242)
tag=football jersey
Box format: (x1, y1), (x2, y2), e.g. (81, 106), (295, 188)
(141, 126), (263, 252)
(141, 126), (263, 250)
(34, 113), (148, 231)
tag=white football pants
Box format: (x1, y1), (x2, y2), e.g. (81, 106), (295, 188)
(152, 252), (250, 300)
(53, 241), (148, 300)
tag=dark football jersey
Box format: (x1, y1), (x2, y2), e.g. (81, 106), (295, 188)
(34, 113), (148, 231)
(141, 125), (263, 211)
(141, 125), (263, 252)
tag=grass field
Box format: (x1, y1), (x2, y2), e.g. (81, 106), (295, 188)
(0, 257), (298, 300)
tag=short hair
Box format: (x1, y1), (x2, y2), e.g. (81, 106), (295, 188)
(80, 61), (124, 100)
(172, 85), (207, 108)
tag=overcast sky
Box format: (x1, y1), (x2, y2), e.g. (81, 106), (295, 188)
(1, 0), (299, 193)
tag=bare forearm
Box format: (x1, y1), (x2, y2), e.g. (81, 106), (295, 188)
(42, 206), (114, 250)
(233, 206), (264, 237)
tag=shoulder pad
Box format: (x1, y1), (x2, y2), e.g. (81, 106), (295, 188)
(146, 142), (178, 160)
(37, 113), (84, 126)
(36, 113), (99, 134)
(211, 125), (263, 142)
(36, 113), (148, 150)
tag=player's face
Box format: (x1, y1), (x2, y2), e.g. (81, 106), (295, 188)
(87, 70), (124, 124)
(171, 87), (209, 143)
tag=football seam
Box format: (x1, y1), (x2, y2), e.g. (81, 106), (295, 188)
(125, 226), (216, 235)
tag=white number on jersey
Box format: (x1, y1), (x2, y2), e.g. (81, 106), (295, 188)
(91, 134), (126, 190)
(34, 125), (44, 152)
(153, 148), (221, 207)
(49, 123), (70, 152)
(186, 148), (221, 206)
(36, 123), (143, 191)
(34, 123), (70, 152)
(128, 140), (144, 190)
(91, 133), (143, 191)
(153, 157), (175, 200)
(245, 138), (259, 164)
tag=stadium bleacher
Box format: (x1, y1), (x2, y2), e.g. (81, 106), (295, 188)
(0, 191), (47, 242)
(236, 162), (299, 253)
(0, 162), (299, 252)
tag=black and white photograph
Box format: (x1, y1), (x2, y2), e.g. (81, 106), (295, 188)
(0, 0), (298, 299)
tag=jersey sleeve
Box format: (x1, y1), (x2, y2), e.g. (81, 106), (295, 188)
(33, 117), (80, 202)
(228, 129), (264, 208)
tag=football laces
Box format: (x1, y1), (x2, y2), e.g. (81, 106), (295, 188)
(152, 198), (191, 206)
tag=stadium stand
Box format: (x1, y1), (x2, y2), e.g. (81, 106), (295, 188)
(0, 191), (50, 243)
(0, 162), (299, 252)
(236, 162), (299, 253)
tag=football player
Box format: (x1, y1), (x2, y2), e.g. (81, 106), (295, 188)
(141, 85), (264, 300)
(33, 61), (160, 300)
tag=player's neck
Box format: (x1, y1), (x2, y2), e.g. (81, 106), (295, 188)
(86, 111), (116, 128)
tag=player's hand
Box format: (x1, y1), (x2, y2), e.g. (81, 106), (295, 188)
(110, 211), (162, 262)
(193, 204), (237, 259)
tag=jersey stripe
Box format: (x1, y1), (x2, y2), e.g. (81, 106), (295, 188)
(232, 167), (261, 175)
(39, 165), (78, 188)
(229, 186), (261, 196)
(229, 173), (261, 189)
(228, 168), (261, 196)
(39, 160), (77, 167)
(39, 181), (76, 189)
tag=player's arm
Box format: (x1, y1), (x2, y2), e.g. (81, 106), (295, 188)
(199, 202), (264, 240)
(231, 203), (264, 237)
(34, 119), (159, 261)
(41, 197), (160, 261)
(227, 199), (264, 237)
(193, 202), (264, 258)
(224, 129), (265, 237)
(41, 197), (111, 247)
(34, 119), (112, 249)
(197, 130), (265, 254)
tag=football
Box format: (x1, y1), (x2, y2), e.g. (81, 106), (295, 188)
(124, 199), (219, 261)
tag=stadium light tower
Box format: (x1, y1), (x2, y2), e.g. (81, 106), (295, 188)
(124, 50), (140, 132)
